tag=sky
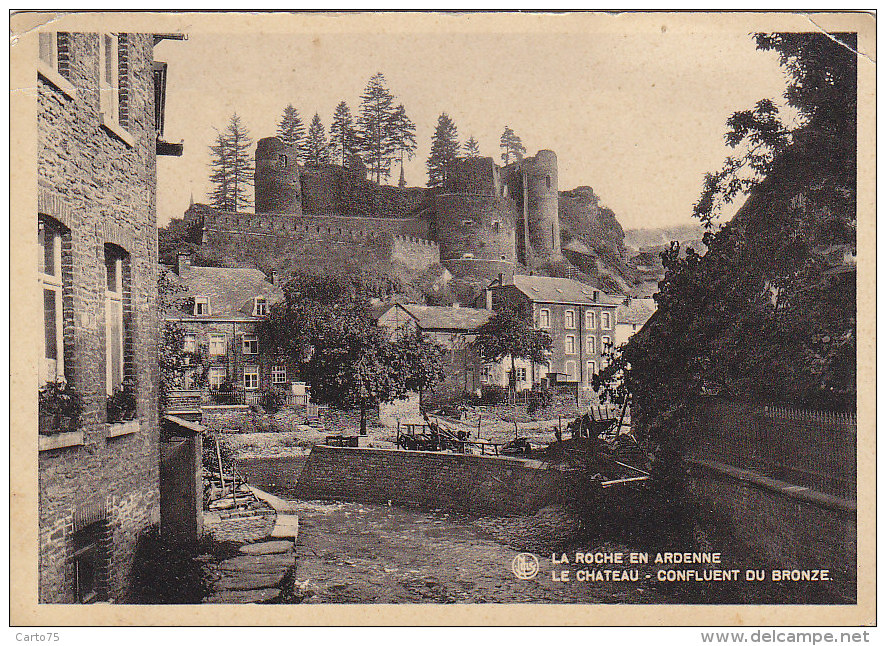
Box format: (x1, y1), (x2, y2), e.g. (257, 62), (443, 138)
(154, 19), (791, 231)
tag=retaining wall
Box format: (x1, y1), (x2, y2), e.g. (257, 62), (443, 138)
(291, 445), (564, 516)
(235, 455), (309, 493)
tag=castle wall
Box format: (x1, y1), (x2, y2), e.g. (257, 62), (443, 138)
(524, 150), (561, 261)
(299, 165), (427, 217)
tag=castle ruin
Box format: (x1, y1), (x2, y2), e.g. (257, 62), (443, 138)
(185, 136), (567, 283)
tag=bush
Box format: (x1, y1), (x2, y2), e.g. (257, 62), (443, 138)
(38, 379), (82, 434)
(106, 378), (136, 423)
(479, 384), (508, 405)
(527, 389), (554, 415)
(261, 387), (288, 413)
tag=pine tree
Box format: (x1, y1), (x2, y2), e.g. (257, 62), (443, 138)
(388, 103), (417, 185)
(357, 72), (397, 183)
(500, 125), (526, 165)
(426, 112), (460, 189)
(208, 113), (253, 211)
(277, 104), (306, 160)
(305, 113), (330, 165)
(463, 135), (481, 158)
(330, 101), (358, 165)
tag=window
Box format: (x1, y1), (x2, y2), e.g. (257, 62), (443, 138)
(515, 367), (527, 382)
(183, 334), (196, 353)
(253, 297), (268, 316)
(601, 311), (612, 330)
(208, 366), (226, 388)
(243, 366), (259, 390)
(492, 221), (501, 233)
(99, 34), (120, 123)
(104, 246), (126, 395)
(278, 154), (288, 169)
(546, 175), (551, 189)
(564, 309), (575, 329)
(586, 360), (597, 379)
(565, 334), (576, 355)
(602, 335), (612, 351)
(272, 365), (287, 384)
(480, 365), (492, 383)
(242, 336), (258, 355)
(565, 361), (577, 381)
(208, 333), (226, 356)
(586, 335), (596, 354)
(194, 297), (210, 316)
(72, 522), (106, 604)
(39, 218), (66, 383)
(585, 310), (596, 329)
(539, 308), (551, 328)
(38, 32), (57, 68)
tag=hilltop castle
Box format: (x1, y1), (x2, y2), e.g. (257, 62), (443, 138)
(184, 136), (568, 284)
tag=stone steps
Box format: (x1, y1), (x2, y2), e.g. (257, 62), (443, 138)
(204, 538), (296, 604)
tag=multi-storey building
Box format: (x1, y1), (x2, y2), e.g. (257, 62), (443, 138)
(164, 253), (285, 403)
(37, 30), (183, 602)
(485, 275), (622, 389)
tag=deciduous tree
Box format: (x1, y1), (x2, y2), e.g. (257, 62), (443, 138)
(472, 309), (552, 397)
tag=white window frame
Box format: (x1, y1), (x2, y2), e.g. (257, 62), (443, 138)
(602, 335), (612, 351)
(564, 309), (575, 329)
(585, 310), (596, 329)
(208, 333), (226, 356)
(271, 365), (287, 384)
(539, 308), (551, 329)
(565, 334), (576, 355)
(253, 297), (268, 317)
(243, 365), (260, 390)
(39, 220), (65, 384)
(480, 365), (492, 383)
(194, 297), (210, 316)
(99, 33), (120, 123)
(104, 249), (124, 395)
(208, 366), (226, 389)
(515, 367), (527, 382)
(242, 335), (258, 355)
(586, 360), (597, 379)
(183, 334), (196, 353)
(586, 335), (596, 354)
(602, 311), (612, 330)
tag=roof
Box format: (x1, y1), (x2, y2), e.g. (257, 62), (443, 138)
(166, 265), (284, 319)
(401, 304), (493, 331)
(504, 275), (622, 306)
(617, 298), (657, 326)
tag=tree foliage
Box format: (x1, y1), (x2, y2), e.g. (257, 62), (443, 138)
(472, 309), (552, 393)
(499, 125), (526, 165)
(388, 103), (417, 181)
(357, 72), (398, 184)
(257, 275), (446, 431)
(329, 101), (358, 165)
(208, 113), (254, 211)
(277, 104), (306, 161)
(158, 272), (204, 410)
(596, 32), (858, 458)
(426, 113), (460, 189)
(304, 113), (330, 165)
(463, 135), (481, 158)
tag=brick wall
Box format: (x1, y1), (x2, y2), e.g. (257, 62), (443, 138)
(38, 32), (161, 603)
(292, 445), (564, 515)
(235, 455), (309, 492)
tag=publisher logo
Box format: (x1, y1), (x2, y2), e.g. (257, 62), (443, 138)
(512, 553), (539, 580)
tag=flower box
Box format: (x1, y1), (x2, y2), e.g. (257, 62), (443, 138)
(107, 418), (139, 438)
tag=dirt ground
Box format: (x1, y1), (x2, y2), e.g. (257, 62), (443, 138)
(284, 499), (669, 604)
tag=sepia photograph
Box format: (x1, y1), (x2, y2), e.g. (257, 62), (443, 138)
(9, 10), (875, 627)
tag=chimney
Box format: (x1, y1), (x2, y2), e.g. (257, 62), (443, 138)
(177, 252), (191, 275)
(270, 271), (279, 285)
(593, 290), (599, 303)
(485, 287), (493, 311)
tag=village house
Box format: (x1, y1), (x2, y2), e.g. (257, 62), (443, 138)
(484, 275), (622, 392)
(615, 297), (657, 347)
(163, 253), (285, 406)
(37, 31), (183, 602)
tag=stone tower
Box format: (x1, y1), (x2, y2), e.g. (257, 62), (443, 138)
(255, 137), (302, 214)
(524, 149), (561, 261)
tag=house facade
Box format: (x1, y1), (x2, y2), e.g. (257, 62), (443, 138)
(164, 254), (286, 404)
(37, 31), (182, 603)
(615, 297), (657, 347)
(486, 275), (622, 389)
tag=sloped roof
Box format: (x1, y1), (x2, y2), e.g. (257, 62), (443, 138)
(168, 265), (284, 319)
(617, 298), (657, 326)
(401, 304), (493, 331)
(507, 275), (621, 306)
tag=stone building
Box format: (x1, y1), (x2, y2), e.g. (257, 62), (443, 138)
(485, 275), (622, 389)
(163, 253), (285, 403)
(615, 297), (656, 347)
(37, 31), (183, 602)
